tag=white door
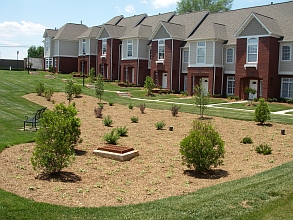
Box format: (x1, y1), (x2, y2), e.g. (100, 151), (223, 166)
(162, 73), (168, 88)
(201, 77), (209, 95)
(249, 80), (257, 100)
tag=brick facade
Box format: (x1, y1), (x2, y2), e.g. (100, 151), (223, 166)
(57, 57), (78, 74)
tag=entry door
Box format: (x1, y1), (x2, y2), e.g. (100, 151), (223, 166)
(162, 73), (168, 89)
(249, 80), (257, 100)
(184, 75), (188, 91)
(201, 78), (209, 95)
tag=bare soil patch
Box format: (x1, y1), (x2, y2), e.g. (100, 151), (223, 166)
(0, 92), (293, 207)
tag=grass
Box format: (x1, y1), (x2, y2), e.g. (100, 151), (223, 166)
(1, 70), (293, 219)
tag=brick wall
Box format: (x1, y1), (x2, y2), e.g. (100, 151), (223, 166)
(58, 57), (78, 74)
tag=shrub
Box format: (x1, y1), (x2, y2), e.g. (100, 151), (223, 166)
(36, 82), (45, 96)
(144, 76), (155, 96)
(180, 91), (188, 97)
(155, 121), (166, 130)
(73, 84), (82, 98)
(95, 74), (104, 103)
(254, 98), (271, 125)
(128, 104), (133, 110)
(130, 116), (138, 123)
(180, 120), (225, 173)
(89, 67), (96, 83)
(65, 80), (75, 103)
(109, 102), (114, 106)
(31, 103), (81, 174)
(171, 105), (180, 116)
(48, 66), (54, 73)
(94, 107), (103, 118)
(44, 87), (54, 101)
(241, 136), (253, 144)
(116, 126), (128, 137)
(98, 103), (104, 109)
(193, 79), (210, 119)
(103, 115), (113, 126)
(139, 103), (146, 114)
(103, 129), (119, 145)
(255, 144), (272, 155)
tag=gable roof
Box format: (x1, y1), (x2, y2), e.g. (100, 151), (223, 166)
(77, 26), (101, 39)
(105, 15), (123, 25)
(54, 23), (88, 41)
(43, 29), (57, 38)
(188, 1), (293, 44)
(234, 12), (283, 38)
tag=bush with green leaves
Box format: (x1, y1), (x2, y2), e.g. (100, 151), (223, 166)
(31, 103), (81, 174)
(95, 74), (104, 103)
(193, 79), (210, 119)
(241, 136), (253, 144)
(254, 98), (271, 125)
(130, 116), (138, 123)
(139, 103), (146, 114)
(103, 129), (119, 145)
(155, 121), (166, 130)
(73, 84), (82, 98)
(180, 120), (225, 173)
(144, 76), (155, 96)
(98, 103), (104, 109)
(65, 80), (75, 103)
(109, 102), (113, 106)
(103, 115), (113, 127)
(255, 144), (272, 155)
(116, 126), (128, 137)
(128, 104), (133, 110)
(171, 105), (180, 116)
(89, 67), (96, 84)
(36, 82), (45, 96)
(44, 86), (54, 101)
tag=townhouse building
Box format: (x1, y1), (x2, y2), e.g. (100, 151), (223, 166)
(43, 1), (293, 100)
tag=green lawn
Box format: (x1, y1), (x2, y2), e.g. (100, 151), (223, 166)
(0, 70), (293, 219)
(216, 102), (293, 112)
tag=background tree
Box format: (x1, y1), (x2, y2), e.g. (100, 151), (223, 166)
(180, 120), (225, 174)
(193, 79), (210, 119)
(176, 0), (233, 14)
(31, 103), (81, 174)
(27, 45), (44, 58)
(255, 98), (271, 125)
(144, 76), (155, 96)
(95, 74), (104, 103)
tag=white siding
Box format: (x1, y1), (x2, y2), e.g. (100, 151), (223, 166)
(138, 39), (149, 59)
(279, 43), (293, 74)
(133, 39), (138, 58)
(189, 42), (197, 65)
(224, 46), (236, 74)
(90, 39), (98, 54)
(214, 41), (223, 65)
(100, 29), (109, 38)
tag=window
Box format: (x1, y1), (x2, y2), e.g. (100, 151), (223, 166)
(282, 45), (291, 61)
(183, 50), (189, 63)
(82, 39), (86, 54)
(281, 78), (293, 99)
(247, 37), (258, 63)
(127, 40), (133, 57)
(149, 49), (152, 60)
(226, 48), (234, 63)
(158, 40), (164, 60)
(45, 38), (49, 52)
(197, 41), (205, 63)
(45, 58), (53, 70)
(102, 39), (107, 55)
(100, 64), (104, 76)
(226, 76), (235, 95)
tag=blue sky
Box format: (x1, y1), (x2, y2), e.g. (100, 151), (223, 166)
(0, 0), (289, 59)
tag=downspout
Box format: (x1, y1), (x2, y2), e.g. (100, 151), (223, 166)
(88, 39), (90, 75)
(179, 47), (182, 92)
(221, 44), (224, 96)
(57, 40), (60, 73)
(213, 65), (216, 95)
(137, 59), (139, 85)
(171, 39), (173, 91)
(111, 38), (113, 80)
(118, 44), (121, 81)
(96, 41), (98, 76)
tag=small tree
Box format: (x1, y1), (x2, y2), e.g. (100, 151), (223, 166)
(180, 120), (225, 174)
(31, 103), (81, 174)
(254, 98), (271, 125)
(95, 74), (104, 103)
(245, 87), (256, 106)
(89, 67), (96, 84)
(65, 80), (75, 103)
(193, 79), (210, 119)
(144, 76), (155, 96)
(36, 82), (45, 96)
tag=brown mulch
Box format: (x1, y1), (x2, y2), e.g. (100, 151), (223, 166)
(0, 92), (293, 207)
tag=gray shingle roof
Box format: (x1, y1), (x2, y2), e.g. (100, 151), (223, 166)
(160, 21), (186, 40)
(103, 24), (127, 38)
(43, 29), (57, 38)
(188, 1), (293, 44)
(116, 13), (147, 33)
(252, 13), (283, 37)
(140, 12), (175, 31)
(106, 15), (123, 25)
(54, 23), (88, 41)
(77, 26), (101, 39)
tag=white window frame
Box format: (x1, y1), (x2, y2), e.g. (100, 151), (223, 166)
(158, 40), (165, 60)
(45, 57), (53, 70)
(247, 37), (258, 63)
(226, 48), (234, 63)
(102, 38), (107, 55)
(127, 40), (133, 57)
(45, 38), (49, 53)
(281, 45), (291, 61)
(226, 76), (235, 95)
(183, 50), (189, 63)
(82, 39), (86, 54)
(197, 41), (206, 64)
(281, 78), (293, 99)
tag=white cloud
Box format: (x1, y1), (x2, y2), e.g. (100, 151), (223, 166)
(141, 0), (148, 4)
(150, 0), (178, 8)
(125, 5), (136, 13)
(0, 21), (46, 39)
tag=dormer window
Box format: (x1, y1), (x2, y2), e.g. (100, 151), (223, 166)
(102, 39), (107, 55)
(247, 37), (258, 63)
(158, 40), (165, 60)
(127, 40), (133, 57)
